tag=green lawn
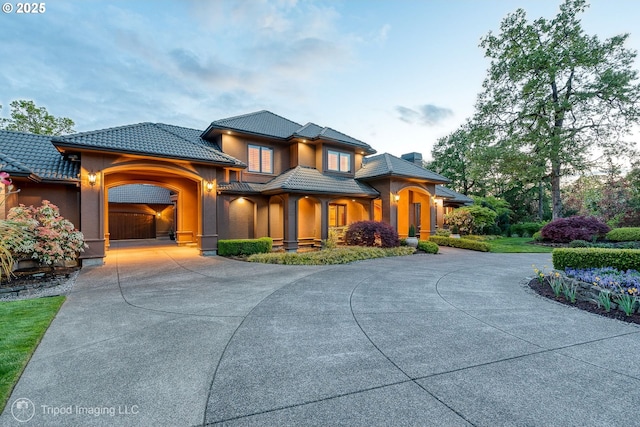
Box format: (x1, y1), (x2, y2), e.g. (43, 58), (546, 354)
(0, 296), (65, 412)
(486, 237), (554, 253)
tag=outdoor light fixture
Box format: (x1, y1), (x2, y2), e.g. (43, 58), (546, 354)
(156, 212), (161, 218)
(88, 171), (97, 186)
(394, 193), (400, 202)
(206, 181), (214, 192)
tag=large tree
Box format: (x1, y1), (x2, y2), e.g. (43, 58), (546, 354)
(476, 0), (640, 219)
(0, 100), (75, 135)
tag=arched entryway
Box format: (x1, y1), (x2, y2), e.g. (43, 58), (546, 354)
(397, 186), (434, 239)
(107, 184), (175, 241)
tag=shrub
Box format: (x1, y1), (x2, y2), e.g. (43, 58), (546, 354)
(465, 205), (498, 234)
(408, 224), (416, 237)
(569, 239), (591, 248)
(540, 216), (610, 243)
(510, 222), (545, 238)
(248, 246), (415, 265)
(435, 228), (451, 237)
(429, 236), (490, 252)
(345, 220), (399, 248)
(2, 200), (86, 265)
(607, 228), (640, 242)
(218, 237), (272, 256)
(444, 209), (474, 235)
(552, 248), (640, 271)
(417, 240), (439, 254)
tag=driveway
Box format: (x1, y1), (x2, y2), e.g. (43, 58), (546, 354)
(2, 244), (640, 426)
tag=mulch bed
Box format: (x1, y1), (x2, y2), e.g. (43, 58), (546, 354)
(0, 267), (77, 290)
(528, 278), (640, 325)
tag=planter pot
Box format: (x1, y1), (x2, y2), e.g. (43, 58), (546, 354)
(405, 237), (419, 248)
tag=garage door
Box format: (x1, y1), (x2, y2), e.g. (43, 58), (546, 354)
(109, 212), (156, 240)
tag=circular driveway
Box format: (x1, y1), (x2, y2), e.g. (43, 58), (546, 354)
(2, 244), (640, 426)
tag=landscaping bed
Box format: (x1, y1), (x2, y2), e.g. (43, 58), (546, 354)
(528, 277), (640, 325)
(0, 267), (78, 300)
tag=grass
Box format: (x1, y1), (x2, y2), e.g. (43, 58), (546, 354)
(0, 296), (65, 412)
(486, 237), (553, 253)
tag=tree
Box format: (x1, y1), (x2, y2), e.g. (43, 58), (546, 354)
(476, 0), (640, 219)
(0, 100), (75, 135)
(428, 121), (492, 195)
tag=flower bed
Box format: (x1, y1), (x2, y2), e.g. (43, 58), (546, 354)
(532, 265), (640, 318)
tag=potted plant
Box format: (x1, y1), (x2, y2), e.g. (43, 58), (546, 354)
(168, 229), (175, 241)
(406, 224), (419, 248)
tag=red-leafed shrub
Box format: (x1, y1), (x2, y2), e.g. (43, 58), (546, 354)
(345, 220), (399, 248)
(540, 216), (611, 243)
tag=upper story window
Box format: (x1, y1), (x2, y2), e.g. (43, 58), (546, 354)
(248, 145), (273, 174)
(327, 150), (351, 173)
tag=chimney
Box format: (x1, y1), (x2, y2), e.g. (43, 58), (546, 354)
(401, 152), (423, 166)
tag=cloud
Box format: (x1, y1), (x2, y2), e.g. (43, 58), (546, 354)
(375, 24), (391, 44)
(396, 104), (454, 126)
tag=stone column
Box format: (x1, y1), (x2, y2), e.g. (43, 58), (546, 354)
(79, 164), (105, 266)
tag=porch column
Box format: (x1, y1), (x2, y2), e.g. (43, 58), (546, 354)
(282, 194), (299, 252)
(320, 199), (329, 241)
(79, 167), (105, 266)
(198, 179), (218, 256)
(430, 198), (437, 235)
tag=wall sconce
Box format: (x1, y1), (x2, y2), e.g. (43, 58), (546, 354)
(205, 181), (214, 192)
(156, 212), (161, 218)
(394, 193), (400, 202)
(88, 171), (97, 186)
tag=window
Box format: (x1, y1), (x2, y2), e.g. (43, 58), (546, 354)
(327, 150), (351, 172)
(248, 145), (273, 174)
(329, 204), (346, 227)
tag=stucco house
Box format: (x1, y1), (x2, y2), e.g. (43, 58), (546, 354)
(0, 110), (470, 265)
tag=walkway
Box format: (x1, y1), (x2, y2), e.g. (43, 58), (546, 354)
(2, 245), (639, 426)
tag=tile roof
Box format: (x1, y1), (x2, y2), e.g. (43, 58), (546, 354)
(217, 181), (266, 194)
(206, 110), (303, 139)
(52, 123), (244, 167)
(205, 111), (376, 154)
(108, 184), (173, 204)
(261, 166), (379, 196)
(356, 153), (450, 183)
(436, 185), (473, 204)
(293, 123), (375, 153)
(0, 130), (78, 182)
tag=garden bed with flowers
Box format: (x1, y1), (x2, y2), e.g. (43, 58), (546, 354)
(529, 265), (640, 325)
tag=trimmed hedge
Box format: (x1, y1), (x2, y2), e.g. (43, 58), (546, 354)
(428, 236), (490, 252)
(417, 240), (439, 254)
(552, 248), (640, 271)
(606, 227), (640, 242)
(248, 246), (415, 265)
(218, 237), (272, 256)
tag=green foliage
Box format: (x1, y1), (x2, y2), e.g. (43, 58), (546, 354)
(0, 296), (65, 411)
(248, 246), (415, 265)
(408, 224), (416, 237)
(510, 222), (545, 238)
(569, 240), (591, 248)
(466, 205), (498, 234)
(417, 240), (439, 254)
(0, 100), (75, 135)
(552, 248), (640, 271)
(428, 236), (491, 252)
(444, 209), (474, 235)
(532, 231), (543, 242)
(606, 228), (640, 242)
(548, 272), (564, 298)
(597, 291), (612, 312)
(218, 237), (272, 256)
(435, 228), (451, 237)
(477, 0), (640, 220)
(614, 291), (637, 316)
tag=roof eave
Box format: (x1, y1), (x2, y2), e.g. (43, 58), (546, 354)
(52, 142), (244, 168)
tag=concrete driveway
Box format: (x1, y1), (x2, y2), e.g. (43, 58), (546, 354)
(2, 244), (640, 426)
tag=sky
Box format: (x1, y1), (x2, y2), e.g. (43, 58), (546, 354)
(1, 0), (640, 160)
